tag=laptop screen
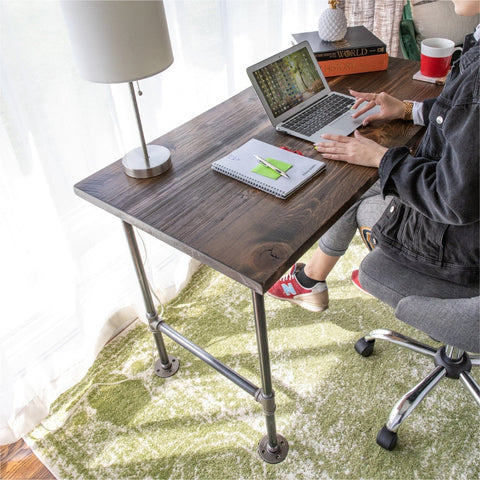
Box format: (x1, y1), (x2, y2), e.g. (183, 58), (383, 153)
(250, 45), (327, 119)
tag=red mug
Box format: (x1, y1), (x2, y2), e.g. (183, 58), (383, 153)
(420, 38), (462, 78)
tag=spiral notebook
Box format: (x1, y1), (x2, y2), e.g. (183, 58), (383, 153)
(211, 138), (325, 199)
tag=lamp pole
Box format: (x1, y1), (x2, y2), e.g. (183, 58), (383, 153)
(128, 81), (150, 164)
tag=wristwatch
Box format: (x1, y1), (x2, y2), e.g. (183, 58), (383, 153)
(402, 101), (414, 121)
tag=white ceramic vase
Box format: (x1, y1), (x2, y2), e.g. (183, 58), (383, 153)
(318, 0), (347, 42)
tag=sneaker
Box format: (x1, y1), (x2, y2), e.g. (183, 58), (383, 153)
(267, 263), (329, 312)
(351, 269), (373, 297)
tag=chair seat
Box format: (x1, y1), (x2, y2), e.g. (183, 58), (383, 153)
(395, 296), (480, 353)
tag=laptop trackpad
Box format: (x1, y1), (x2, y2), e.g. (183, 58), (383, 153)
(329, 114), (363, 132)
(311, 105), (381, 141)
(332, 104), (381, 130)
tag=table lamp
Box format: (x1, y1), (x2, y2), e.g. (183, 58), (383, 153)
(61, 0), (174, 178)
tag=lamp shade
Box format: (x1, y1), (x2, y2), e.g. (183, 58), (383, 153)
(61, 0), (173, 84)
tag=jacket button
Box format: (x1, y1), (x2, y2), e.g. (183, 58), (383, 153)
(436, 116), (444, 125)
(389, 205), (395, 213)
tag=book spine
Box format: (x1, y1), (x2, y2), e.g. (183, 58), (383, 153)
(315, 45), (386, 61)
(318, 53), (389, 78)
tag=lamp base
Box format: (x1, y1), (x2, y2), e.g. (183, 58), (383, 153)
(122, 145), (172, 179)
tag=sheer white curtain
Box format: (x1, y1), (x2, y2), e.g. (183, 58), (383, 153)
(0, 0), (327, 445)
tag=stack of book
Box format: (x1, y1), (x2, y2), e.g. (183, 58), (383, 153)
(292, 25), (388, 77)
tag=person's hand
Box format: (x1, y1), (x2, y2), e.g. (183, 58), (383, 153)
(349, 89), (405, 126)
(314, 130), (387, 168)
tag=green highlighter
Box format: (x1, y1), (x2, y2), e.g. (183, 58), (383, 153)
(252, 155), (292, 179)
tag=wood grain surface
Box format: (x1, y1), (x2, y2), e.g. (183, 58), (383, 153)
(1, 439), (55, 479)
(75, 58), (443, 294)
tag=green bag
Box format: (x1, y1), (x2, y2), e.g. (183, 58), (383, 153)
(399, 0), (421, 61)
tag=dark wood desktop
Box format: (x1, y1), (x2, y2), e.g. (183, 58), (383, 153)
(75, 57), (443, 463)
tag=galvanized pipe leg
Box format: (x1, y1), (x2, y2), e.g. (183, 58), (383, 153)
(122, 221), (179, 377)
(252, 292), (288, 463)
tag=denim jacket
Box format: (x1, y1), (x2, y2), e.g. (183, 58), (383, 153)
(372, 40), (479, 286)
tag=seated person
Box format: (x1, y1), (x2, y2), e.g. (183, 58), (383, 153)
(268, 0), (479, 312)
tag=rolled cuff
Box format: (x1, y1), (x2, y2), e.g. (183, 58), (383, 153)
(378, 146), (412, 197)
(412, 101), (424, 125)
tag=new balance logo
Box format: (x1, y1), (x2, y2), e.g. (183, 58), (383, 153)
(281, 283), (297, 296)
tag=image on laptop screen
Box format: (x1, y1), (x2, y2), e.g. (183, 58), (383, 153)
(251, 47), (327, 118)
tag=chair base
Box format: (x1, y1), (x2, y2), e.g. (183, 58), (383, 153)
(355, 329), (480, 450)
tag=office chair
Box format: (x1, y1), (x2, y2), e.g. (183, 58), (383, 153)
(354, 254), (480, 450)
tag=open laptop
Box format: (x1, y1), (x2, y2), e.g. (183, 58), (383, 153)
(247, 41), (380, 143)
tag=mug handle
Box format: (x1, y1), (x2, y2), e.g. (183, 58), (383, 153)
(451, 46), (463, 64)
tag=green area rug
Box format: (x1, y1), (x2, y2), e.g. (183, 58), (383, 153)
(27, 238), (480, 479)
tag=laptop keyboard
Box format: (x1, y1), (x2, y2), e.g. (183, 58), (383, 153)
(283, 94), (355, 136)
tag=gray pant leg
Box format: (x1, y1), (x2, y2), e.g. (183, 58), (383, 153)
(318, 180), (390, 257)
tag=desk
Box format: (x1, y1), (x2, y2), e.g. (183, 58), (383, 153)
(74, 57), (443, 463)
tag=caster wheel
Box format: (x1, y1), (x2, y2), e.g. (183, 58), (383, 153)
(355, 337), (375, 357)
(377, 425), (398, 450)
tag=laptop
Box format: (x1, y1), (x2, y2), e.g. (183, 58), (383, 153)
(247, 41), (380, 143)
